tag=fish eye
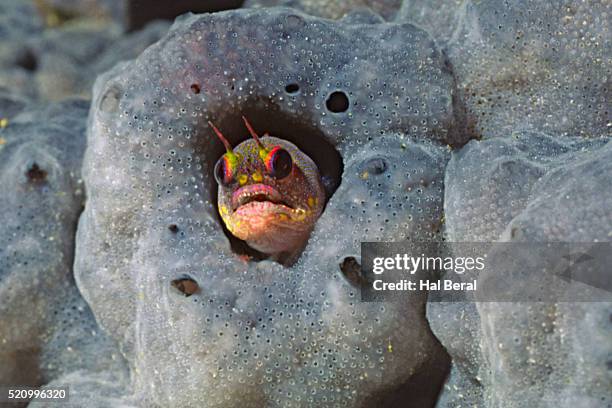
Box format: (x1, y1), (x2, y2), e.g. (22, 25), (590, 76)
(214, 156), (234, 187)
(266, 147), (293, 179)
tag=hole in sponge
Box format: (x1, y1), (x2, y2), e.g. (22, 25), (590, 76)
(99, 85), (122, 113)
(326, 91), (349, 113)
(26, 163), (47, 184)
(171, 276), (199, 297)
(339, 256), (368, 288)
(285, 83), (300, 94)
(16, 49), (37, 72)
(202, 101), (344, 263)
(362, 157), (388, 175)
(190, 83), (201, 94)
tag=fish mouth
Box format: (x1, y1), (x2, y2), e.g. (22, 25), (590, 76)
(231, 184), (293, 212)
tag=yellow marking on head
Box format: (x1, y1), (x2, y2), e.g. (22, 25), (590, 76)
(307, 196), (317, 208)
(294, 208), (307, 221)
(225, 151), (240, 169)
(278, 213), (289, 221)
(252, 171), (263, 182)
(219, 205), (229, 216)
(360, 171), (369, 180)
(0, 118), (8, 129)
(258, 148), (268, 161)
(226, 218), (240, 235)
(238, 174), (248, 185)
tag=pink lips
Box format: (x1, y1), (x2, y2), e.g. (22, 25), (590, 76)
(231, 184), (285, 210)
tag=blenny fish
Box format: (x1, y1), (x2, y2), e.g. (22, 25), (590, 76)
(210, 117), (325, 262)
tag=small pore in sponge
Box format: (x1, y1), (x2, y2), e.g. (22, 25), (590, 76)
(326, 91), (349, 113)
(339, 256), (369, 288)
(190, 83), (201, 94)
(26, 163), (47, 184)
(171, 276), (199, 297)
(284, 83), (300, 94)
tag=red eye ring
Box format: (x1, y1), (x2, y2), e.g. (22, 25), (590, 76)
(265, 146), (293, 179)
(214, 156), (234, 187)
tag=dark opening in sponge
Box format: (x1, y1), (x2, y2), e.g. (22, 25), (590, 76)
(200, 100), (344, 263)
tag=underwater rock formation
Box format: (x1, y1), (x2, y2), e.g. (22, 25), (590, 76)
(89, 20), (171, 77)
(30, 20), (171, 101)
(0, 88), (30, 119)
(445, 0), (610, 140)
(0, 0), (169, 101)
(0, 100), (126, 398)
(74, 7), (456, 406)
(437, 132), (612, 407)
(393, 4), (611, 405)
(0, 0), (45, 99)
(395, 0), (464, 44)
(445, 132), (608, 243)
(0, 1), (609, 407)
(245, 0), (402, 20)
(30, 22), (121, 100)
